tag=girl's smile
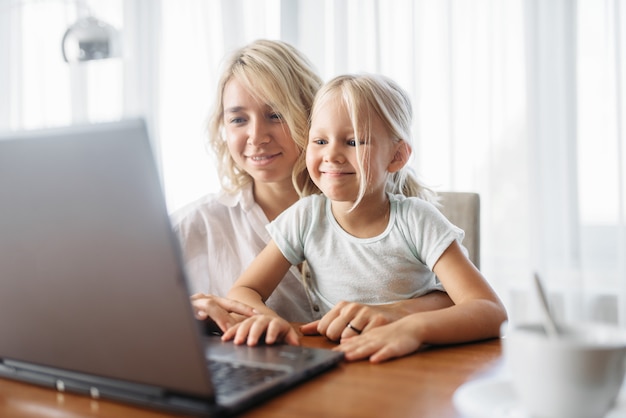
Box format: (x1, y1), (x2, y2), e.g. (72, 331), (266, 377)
(320, 168), (355, 176)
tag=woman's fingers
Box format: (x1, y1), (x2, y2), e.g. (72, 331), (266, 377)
(318, 301), (393, 341)
(190, 294), (256, 332)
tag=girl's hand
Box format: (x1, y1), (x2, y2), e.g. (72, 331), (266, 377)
(221, 314), (300, 346)
(300, 301), (395, 341)
(334, 316), (425, 363)
(190, 293), (256, 333)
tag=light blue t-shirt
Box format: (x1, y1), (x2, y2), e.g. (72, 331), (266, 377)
(266, 193), (464, 315)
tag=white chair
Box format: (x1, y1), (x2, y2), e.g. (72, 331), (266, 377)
(436, 192), (481, 269)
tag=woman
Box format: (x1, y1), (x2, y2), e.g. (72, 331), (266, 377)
(172, 39), (453, 337)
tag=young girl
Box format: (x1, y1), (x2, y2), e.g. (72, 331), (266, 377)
(174, 40), (453, 334)
(224, 74), (507, 360)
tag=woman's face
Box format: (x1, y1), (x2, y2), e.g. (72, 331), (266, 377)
(222, 78), (300, 186)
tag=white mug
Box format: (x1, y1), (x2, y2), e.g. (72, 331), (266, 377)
(503, 322), (626, 418)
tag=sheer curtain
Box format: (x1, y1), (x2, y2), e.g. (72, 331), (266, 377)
(1, 0), (625, 326)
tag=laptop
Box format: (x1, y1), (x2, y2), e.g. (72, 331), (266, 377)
(0, 119), (343, 416)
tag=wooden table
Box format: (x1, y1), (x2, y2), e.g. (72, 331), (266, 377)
(0, 336), (502, 418)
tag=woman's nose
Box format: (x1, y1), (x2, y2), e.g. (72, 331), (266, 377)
(247, 118), (271, 146)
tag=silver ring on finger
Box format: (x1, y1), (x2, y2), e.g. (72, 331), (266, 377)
(346, 322), (363, 334)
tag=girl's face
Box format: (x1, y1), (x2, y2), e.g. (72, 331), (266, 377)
(306, 93), (400, 204)
(222, 78), (300, 186)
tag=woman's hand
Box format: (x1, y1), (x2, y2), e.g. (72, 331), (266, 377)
(300, 292), (453, 342)
(190, 293), (256, 333)
(221, 314), (300, 346)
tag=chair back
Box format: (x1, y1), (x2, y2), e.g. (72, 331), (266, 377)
(436, 192), (480, 269)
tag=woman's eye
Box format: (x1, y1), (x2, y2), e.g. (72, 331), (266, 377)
(269, 112), (284, 121)
(228, 117), (246, 124)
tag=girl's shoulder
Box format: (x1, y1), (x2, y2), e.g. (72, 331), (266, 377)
(288, 193), (327, 211)
(389, 193), (451, 228)
(274, 194), (327, 226)
(390, 193), (439, 212)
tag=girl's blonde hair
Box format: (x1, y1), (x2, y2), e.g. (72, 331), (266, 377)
(207, 39), (322, 194)
(297, 73), (436, 205)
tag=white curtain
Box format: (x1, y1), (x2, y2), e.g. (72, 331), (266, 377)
(2, 0), (625, 326)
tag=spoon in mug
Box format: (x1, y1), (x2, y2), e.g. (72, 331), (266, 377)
(533, 272), (560, 338)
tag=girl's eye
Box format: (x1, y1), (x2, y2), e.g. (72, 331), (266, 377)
(312, 139), (328, 145)
(347, 139), (364, 146)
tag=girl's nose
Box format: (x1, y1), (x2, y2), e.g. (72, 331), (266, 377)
(323, 141), (345, 163)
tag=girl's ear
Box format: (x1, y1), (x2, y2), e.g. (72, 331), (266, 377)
(388, 141), (411, 173)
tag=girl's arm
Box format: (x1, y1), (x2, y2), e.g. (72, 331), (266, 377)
(300, 291), (454, 341)
(416, 241), (506, 343)
(224, 240), (300, 345)
(336, 241), (507, 362)
(226, 240), (290, 311)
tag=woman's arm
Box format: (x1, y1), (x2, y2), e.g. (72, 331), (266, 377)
(300, 291), (454, 341)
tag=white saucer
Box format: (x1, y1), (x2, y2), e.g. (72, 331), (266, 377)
(453, 375), (626, 418)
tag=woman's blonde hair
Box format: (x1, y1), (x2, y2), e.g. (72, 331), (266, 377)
(298, 73), (436, 206)
(207, 39), (322, 194)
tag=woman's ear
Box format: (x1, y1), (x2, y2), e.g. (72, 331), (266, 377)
(388, 141), (411, 173)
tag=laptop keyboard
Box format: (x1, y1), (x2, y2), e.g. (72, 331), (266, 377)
(208, 360), (288, 398)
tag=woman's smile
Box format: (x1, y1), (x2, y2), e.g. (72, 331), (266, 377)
(246, 152), (282, 165)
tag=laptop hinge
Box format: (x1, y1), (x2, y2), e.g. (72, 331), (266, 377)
(0, 358), (218, 415)
(2, 358), (163, 396)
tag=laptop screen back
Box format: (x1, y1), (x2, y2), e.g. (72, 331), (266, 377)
(0, 119), (214, 397)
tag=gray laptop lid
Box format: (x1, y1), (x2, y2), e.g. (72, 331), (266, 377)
(0, 119), (215, 395)
(0, 119), (343, 416)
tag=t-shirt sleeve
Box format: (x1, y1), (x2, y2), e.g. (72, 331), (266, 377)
(266, 196), (317, 266)
(400, 198), (465, 270)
